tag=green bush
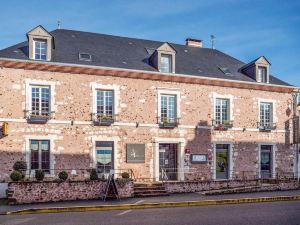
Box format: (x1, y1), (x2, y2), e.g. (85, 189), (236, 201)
(115, 178), (131, 187)
(10, 170), (23, 182)
(35, 170), (45, 181)
(13, 161), (27, 172)
(58, 171), (68, 181)
(121, 172), (130, 179)
(90, 169), (98, 180)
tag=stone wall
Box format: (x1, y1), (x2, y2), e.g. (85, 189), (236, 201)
(8, 180), (134, 205)
(0, 67), (296, 182)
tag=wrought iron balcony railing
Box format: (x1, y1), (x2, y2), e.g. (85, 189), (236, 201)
(25, 110), (53, 124)
(158, 117), (179, 129)
(92, 113), (116, 126)
(212, 120), (233, 130)
(257, 122), (277, 131)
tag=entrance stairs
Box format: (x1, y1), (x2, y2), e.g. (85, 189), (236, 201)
(134, 183), (169, 198)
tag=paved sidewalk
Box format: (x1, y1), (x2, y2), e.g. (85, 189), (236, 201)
(1, 189), (300, 214)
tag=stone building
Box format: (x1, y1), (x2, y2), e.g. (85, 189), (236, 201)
(0, 25), (298, 183)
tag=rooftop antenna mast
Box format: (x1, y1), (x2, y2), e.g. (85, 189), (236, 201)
(57, 21), (61, 29)
(211, 35), (216, 49)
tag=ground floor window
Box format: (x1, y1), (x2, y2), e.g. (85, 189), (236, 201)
(216, 144), (230, 179)
(95, 141), (114, 174)
(30, 140), (50, 173)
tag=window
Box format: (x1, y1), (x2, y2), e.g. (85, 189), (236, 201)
(79, 53), (92, 61)
(30, 140), (50, 173)
(215, 98), (230, 124)
(260, 102), (273, 127)
(96, 90), (114, 118)
(95, 141), (114, 174)
(160, 54), (172, 73)
(34, 40), (47, 60)
(161, 95), (176, 123)
(258, 67), (267, 83)
(31, 86), (50, 116)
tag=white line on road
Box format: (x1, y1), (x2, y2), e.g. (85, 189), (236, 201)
(117, 210), (132, 216)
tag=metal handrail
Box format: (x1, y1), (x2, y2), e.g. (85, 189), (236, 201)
(257, 122), (277, 130)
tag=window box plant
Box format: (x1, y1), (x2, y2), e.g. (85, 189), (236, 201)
(159, 118), (178, 129)
(93, 114), (114, 126)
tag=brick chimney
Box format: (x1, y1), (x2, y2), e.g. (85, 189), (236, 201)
(185, 38), (203, 48)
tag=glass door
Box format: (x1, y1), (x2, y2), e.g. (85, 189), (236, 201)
(261, 145), (272, 178)
(159, 143), (178, 181)
(216, 144), (229, 179)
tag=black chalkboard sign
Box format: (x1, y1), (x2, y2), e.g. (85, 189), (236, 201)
(126, 144), (145, 163)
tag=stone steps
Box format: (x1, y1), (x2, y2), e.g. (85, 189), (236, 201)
(134, 183), (169, 198)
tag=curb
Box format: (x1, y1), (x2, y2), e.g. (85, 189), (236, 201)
(5, 195), (300, 215)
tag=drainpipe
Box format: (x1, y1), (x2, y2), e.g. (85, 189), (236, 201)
(292, 89), (300, 180)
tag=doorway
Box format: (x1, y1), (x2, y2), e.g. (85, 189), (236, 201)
(216, 144), (230, 179)
(261, 145), (272, 179)
(159, 143), (178, 181)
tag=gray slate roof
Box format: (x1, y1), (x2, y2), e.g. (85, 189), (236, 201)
(0, 29), (291, 86)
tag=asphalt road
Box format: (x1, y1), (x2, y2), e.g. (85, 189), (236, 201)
(0, 201), (300, 225)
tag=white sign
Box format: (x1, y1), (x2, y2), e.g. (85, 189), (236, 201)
(191, 154), (207, 163)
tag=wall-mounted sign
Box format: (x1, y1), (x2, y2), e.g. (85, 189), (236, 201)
(126, 144), (145, 163)
(1, 122), (9, 136)
(190, 154), (208, 163)
(185, 148), (191, 154)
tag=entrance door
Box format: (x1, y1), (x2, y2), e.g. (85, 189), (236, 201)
(216, 144), (229, 179)
(159, 143), (178, 181)
(95, 141), (114, 174)
(261, 145), (272, 179)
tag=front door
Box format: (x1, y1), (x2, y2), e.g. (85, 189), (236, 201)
(95, 141), (114, 174)
(261, 145), (272, 179)
(216, 144), (229, 179)
(159, 143), (178, 181)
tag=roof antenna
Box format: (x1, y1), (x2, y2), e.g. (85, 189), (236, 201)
(57, 21), (61, 29)
(210, 35), (216, 49)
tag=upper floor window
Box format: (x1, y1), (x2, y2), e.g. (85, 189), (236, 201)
(161, 94), (176, 123)
(260, 102), (273, 127)
(215, 98), (230, 124)
(160, 54), (172, 73)
(96, 90), (114, 117)
(33, 40), (47, 61)
(30, 140), (50, 173)
(258, 67), (267, 83)
(31, 86), (50, 117)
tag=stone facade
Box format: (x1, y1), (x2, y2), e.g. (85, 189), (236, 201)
(8, 180), (133, 204)
(0, 66), (296, 182)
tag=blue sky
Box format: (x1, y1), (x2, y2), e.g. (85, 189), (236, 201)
(0, 0), (299, 86)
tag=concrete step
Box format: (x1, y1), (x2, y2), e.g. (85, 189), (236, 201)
(133, 182), (168, 198)
(201, 186), (267, 195)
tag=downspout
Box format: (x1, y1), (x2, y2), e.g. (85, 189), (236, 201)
(292, 88), (300, 180)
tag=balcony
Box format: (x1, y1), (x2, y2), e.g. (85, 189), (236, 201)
(92, 113), (115, 126)
(26, 110), (52, 124)
(159, 118), (179, 129)
(212, 120), (233, 131)
(257, 122), (276, 131)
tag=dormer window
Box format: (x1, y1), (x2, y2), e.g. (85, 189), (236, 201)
(27, 25), (53, 61)
(258, 66), (267, 83)
(160, 54), (172, 73)
(34, 39), (47, 60)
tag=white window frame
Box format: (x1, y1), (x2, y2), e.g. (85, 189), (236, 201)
(96, 90), (114, 117)
(257, 66), (267, 83)
(25, 79), (56, 117)
(257, 98), (277, 126)
(213, 93), (234, 122)
(33, 39), (47, 61)
(215, 98), (230, 124)
(30, 85), (51, 115)
(91, 83), (120, 117)
(157, 88), (181, 122)
(160, 54), (172, 73)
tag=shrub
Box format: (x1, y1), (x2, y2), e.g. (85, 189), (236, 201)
(115, 178), (131, 187)
(10, 170), (23, 182)
(35, 170), (45, 181)
(90, 169), (98, 181)
(121, 172), (130, 179)
(58, 171), (68, 181)
(13, 161), (27, 172)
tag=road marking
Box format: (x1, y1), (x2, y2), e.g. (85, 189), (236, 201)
(117, 210), (132, 216)
(134, 200), (145, 205)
